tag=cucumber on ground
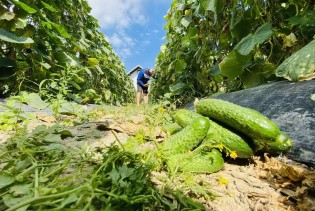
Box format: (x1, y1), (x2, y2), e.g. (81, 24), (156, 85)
(166, 148), (224, 174)
(161, 116), (210, 156)
(253, 132), (292, 155)
(174, 109), (254, 158)
(161, 122), (182, 135)
(195, 98), (281, 142)
(173, 109), (201, 128)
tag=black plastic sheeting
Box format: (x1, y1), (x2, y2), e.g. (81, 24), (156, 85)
(186, 80), (315, 166)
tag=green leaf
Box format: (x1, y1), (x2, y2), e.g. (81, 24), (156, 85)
(84, 68), (92, 76)
(104, 90), (111, 101)
(234, 23), (273, 55)
(118, 165), (134, 180)
(58, 193), (79, 208)
(180, 16), (192, 28)
(3, 194), (31, 209)
(108, 168), (120, 183)
(96, 65), (104, 74)
(43, 134), (62, 143)
(181, 36), (191, 48)
(57, 52), (80, 66)
(175, 59), (187, 72)
(12, 0), (37, 13)
(69, 81), (81, 90)
(240, 71), (265, 88)
(0, 29), (34, 44)
(0, 174), (15, 189)
(286, 16), (309, 26)
(170, 82), (186, 95)
(50, 22), (71, 38)
(219, 50), (251, 79)
(40, 21), (52, 29)
(276, 39), (315, 81)
(160, 45), (167, 54)
(0, 12), (15, 21)
(39, 62), (51, 69)
(15, 18), (28, 29)
(200, 0), (224, 19)
(87, 58), (99, 66)
(253, 23), (273, 45)
(41, 1), (58, 12)
(57, 102), (81, 114)
(234, 34), (255, 55)
(57, 129), (74, 139)
(24, 93), (49, 110)
(9, 184), (32, 197)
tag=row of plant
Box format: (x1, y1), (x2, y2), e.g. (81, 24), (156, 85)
(0, 0), (135, 104)
(151, 0), (315, 106)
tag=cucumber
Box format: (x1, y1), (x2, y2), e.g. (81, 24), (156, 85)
(195, 99), (281, 142)
(161, 116), (210, 156)
(254, 132), (292, 155)
(173, 109), (201, 128)
(174, 109), (254, 158)
(161, 122), (182, 135)
(166, 148), (224, 173)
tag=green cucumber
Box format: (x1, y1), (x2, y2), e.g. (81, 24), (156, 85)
(166, 148), (224, 173)
(174, 109), (254, 158)
(161, 116), (210, 156)
(173, 109), (201, 128)
(254, 132), (292, 155)
(195, 99), (281, 142)
(161, 122), (182, 135)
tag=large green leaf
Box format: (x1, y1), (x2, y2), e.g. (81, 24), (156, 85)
(41, 1), (58, 12)
(12, 0), (37, 13)
(57, 52), (80, 66)
(253, 23), (273, 44)
(51, 22), (71, 38)
(234, 23), (273, 55)
(234, 34), (255, 56)
(200, 0), (224, 19)
(0, 29), (34, 44)
(219, 50), (251, 79)
(276, 39), (315, 81)
(23, 93), (49, 110)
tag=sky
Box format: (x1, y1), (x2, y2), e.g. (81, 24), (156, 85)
(86, 0), (172, 73)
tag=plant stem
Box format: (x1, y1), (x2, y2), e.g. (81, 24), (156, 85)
(6, 185), (87, 211)
(15, 162), (67, 179)
(111, 130), (125, 151)
(34, 166), (39, 197)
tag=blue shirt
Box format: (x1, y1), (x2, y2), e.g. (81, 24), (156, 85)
(137, 68), (151, 87)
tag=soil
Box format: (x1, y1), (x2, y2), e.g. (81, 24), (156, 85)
(1, 110), (314, 211)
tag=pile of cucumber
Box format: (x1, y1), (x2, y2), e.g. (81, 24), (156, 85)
(160, 99), (292, 174)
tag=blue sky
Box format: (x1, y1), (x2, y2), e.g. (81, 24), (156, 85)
(86, 0), (172, 73)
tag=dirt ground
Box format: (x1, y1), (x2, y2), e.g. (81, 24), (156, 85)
(1, 111), (314, 211)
